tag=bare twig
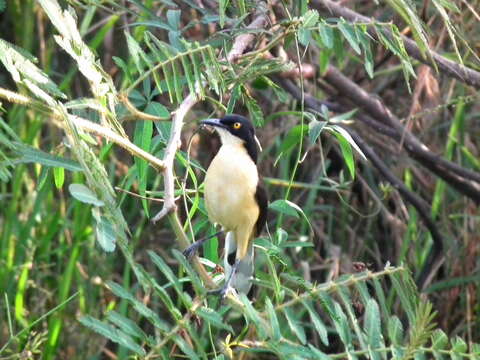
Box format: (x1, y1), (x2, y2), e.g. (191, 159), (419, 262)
(312, 0), (480, 89)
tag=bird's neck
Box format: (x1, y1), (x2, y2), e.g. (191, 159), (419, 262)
(217, 130), (258, 164)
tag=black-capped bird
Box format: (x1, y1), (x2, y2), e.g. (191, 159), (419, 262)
(184, 114), (268, 296)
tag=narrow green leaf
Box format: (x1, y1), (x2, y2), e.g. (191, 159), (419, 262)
(364, 299), (382, 355)
(172, 249), (204, 296)
(302, 300), (329, 346)
(107, 310), (148, 341)
(134, 118), (153, 216)
(388, 315), (404, 346)
(148, 250), (192, 307)
(53, 167), (65, 189)
(265, 298), (281, 341)
(239, 293), (267, 339)
(79, 316), (146, 356)
(308, 120), (327, 144)
(196, 307), (233, 332)
(173, 334), (200, 360)
(332, 129), (355, 178)
(279, 124), (308, 154)
(283, 307), (306, 345)
(106, 281), (170, 331)
(14, 145), (82, 171)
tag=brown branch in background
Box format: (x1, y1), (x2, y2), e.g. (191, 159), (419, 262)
(276, 77), (446, 289)
(311, 0), (480, 89)
(320, 66), (480, 202)
(345, 129), (444, 291)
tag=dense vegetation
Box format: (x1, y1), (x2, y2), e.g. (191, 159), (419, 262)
(0, 0), (479, 358)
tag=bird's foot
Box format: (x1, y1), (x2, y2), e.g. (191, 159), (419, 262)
(208, 284), (237, 299)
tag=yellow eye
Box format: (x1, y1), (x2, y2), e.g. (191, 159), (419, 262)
(233, 122), (242, 129)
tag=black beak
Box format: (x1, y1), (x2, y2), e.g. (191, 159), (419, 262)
(200, 118), (226, 129)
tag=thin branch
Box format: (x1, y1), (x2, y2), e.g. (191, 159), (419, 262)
(312, 0), (480, 89)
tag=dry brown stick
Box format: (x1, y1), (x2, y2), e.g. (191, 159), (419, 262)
(312, 0), (480, 89)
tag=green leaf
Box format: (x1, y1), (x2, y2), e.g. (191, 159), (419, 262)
(452, 336), (468, 353)
(364, 299), (382, 355)
(196, 307), (233, 332)
(145, 101), (170, 118)
(279, 124), (308, 154)
(239, 293), (267, 339)
(338, 20), (361, 54)
(302, 9), (319, 28)
(265, 298), (281, 341)
(148, 250), (191, 307)
(269, 199), (299, 218)
(388, 316), (404, 346)
(173, 334), (200, 360)
(283, 307), (307, 344)
(95, 215), (116, 252)
(79, 316), (146, 356)
(318, 21), (334, 49)
(107, 281), (170, 332)
(279, 241), (314, 248)
(330, 128), (355, 178)
(134, 119), (153, 217)
(68, 183), (105, 206)
(53, 167), (65, 189)
(308, 345), (331, 360)
(308, 120), (327, 144)
(431, 329), (448, 350)
(302, 300), (329, 346)
(107, 310), (148, 341)
(166, 9), (181, 30)
(330, 109), (358, 123)
(172, 249), (204, 296)
(13, 145), (82, 171)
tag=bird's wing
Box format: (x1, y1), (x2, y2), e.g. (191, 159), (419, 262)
(254, 179), (268, 236)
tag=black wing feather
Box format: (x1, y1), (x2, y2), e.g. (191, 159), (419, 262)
(254, 179), (268, 235)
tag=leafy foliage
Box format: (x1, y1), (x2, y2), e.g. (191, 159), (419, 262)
(0, 0), (478, 358)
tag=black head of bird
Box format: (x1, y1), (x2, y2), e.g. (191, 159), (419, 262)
(201, 114), (260, 164)
(183, 114), (268, 297)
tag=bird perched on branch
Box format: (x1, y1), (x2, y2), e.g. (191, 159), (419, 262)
(183, 114), (268, 297)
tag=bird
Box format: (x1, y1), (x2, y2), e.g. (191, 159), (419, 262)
(183, 114), (268, 297)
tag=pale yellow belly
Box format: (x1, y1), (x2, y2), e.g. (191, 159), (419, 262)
(204, 145), (259, 231)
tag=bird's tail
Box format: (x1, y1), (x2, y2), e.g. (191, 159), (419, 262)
(224, 231), (254, 294)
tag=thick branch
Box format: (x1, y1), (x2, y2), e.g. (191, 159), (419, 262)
(312, 0), (480, 89)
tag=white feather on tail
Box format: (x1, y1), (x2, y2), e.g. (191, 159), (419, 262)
(224, 231), (254, 294)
